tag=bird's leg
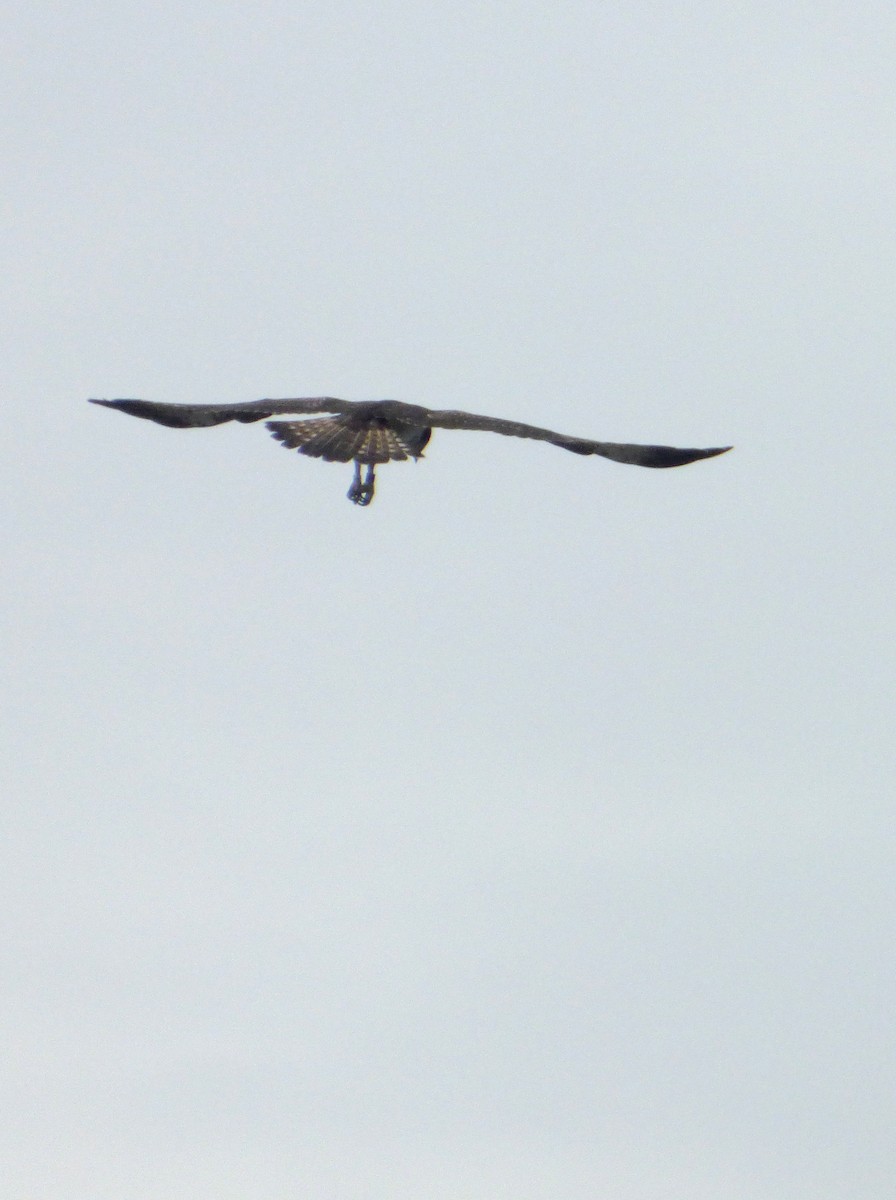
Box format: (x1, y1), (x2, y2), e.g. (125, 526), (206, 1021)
(347, 460), (363, 504)
(347, 460), (376, 506)
(358, 463), (376, 505)
(363, 464), (376, 502)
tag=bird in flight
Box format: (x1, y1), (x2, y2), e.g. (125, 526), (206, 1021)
(89, 396), (731, 506)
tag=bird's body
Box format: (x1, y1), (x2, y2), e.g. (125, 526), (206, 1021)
(89, 396), (730, 505)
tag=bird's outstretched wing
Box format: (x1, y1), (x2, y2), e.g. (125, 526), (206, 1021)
(89, 397), (731, 468)
(424, 407), (731, 468)
(88, 397), (352, 428)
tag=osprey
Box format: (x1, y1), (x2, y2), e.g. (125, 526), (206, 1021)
(89, 396), (731, 506)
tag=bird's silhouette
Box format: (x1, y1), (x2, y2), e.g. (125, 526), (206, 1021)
(89, 396), (731, 506)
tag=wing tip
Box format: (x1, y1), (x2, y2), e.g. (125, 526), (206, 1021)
(667, 444), (733, 467)
(88, 397), (144, 411)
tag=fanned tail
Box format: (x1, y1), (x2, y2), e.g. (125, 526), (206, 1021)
(267, 417), (414, 463)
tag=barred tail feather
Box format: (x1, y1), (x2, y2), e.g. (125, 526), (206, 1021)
(266, 419), (326, 451)
(267, 418), (358, 462)
(267, 418), (413, 464)
(309, 421), (357, 461)
(359, 425), (410, 463)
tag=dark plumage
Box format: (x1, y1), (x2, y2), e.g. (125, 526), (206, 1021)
(89, 396), (731, 506)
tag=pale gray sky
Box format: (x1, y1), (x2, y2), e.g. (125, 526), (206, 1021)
(3, 2), (895, 1197)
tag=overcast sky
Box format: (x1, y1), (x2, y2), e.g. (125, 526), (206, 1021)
(3, 2), (895, 1197)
